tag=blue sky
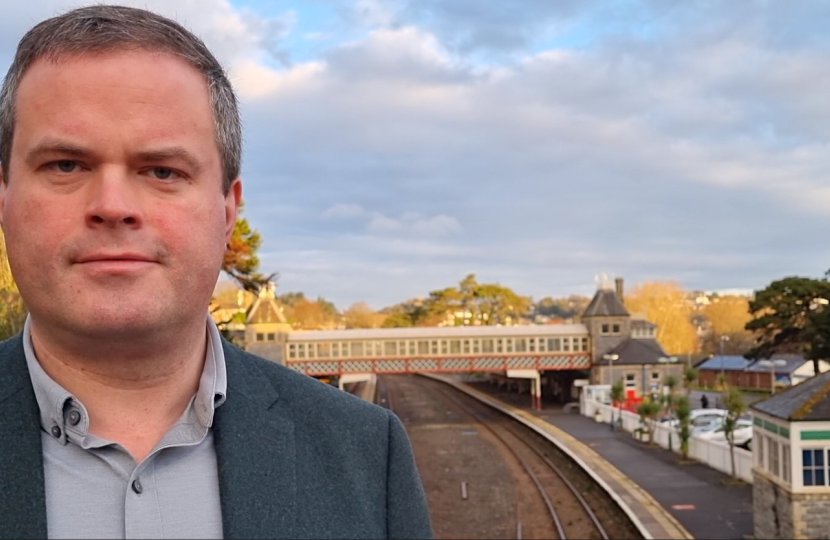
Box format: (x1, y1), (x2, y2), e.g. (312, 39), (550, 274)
(4, 0), (830, 308)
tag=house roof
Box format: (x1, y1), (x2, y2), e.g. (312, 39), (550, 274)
(596, 337), (671, 365)
(246, 284), (287, 324)
(746, 354), (807, 375)
(582, 289), (629, 318)
(752, 370), (830, 421)
(696, 355), (752, 371)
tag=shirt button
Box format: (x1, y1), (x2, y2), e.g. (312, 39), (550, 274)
(50, 426), (62, 438)
(68, 410), (81, 426)
(132, 478), (143, 494)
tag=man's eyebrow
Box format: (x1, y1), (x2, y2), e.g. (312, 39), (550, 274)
(25, 138), (90, 163)
(135, 147), (203, 172)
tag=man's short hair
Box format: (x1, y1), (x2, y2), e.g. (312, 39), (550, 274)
(0, 5), (241, 194)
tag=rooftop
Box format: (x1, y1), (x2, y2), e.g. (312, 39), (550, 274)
(582, 288), (629, 318)
(752, 370), (830, 421)
(597, 337), (671, 365)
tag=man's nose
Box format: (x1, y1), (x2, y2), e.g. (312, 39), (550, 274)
(85, 168), (143, 228)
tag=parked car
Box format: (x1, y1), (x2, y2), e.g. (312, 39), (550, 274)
(661, 408), (728, 429)
(696, 418), (753, 449)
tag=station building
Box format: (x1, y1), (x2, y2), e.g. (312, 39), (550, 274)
(751, 370), (830, 539)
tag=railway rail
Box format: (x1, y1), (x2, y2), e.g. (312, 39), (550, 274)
(377, 374), (641, 539)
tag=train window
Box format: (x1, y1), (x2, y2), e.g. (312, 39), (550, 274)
(419, 341), (429, 355)
(496, 339), (503, 353)
(548, 338), (561, 351)
(297, 343), (306, 359)
(463, 340), (471, 354)
(317, 343), (331, 358)
(482, 339), (494, 353)
(563, 338), (570, 352)
(515, 339), (526, 352)
(506, 339), (514, 353)
(441, 341), (448, 354)
(288, 344), (296, 359)
(351, 342), (364, 357)
(385, 341), (397, 356)
(431, 340), (439, 354)
(472, 340), (480, 353)
(450, 340), (461, 354)
(582, 337), (589, 351)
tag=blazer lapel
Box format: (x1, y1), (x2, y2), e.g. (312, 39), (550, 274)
(215, 342), (297, 540)
(0, 335), (47, 539)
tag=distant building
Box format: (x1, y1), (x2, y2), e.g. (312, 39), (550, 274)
(697, 355), (830, 391)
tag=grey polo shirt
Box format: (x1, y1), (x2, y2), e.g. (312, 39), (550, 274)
(23, 314), (227, 539)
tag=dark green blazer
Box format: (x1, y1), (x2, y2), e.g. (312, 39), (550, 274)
(0, 335), (433, 539)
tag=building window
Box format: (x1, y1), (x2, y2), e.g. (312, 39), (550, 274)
(802, 448), (826, 486)
(538, 339), (546, 352)
(496, 339), (503, 353)
(463, 340), (471, 354)
(256, 333), (264, 342)
(563, 338), (570, 352)
(482, 339), (494, 353)
(757, 433), (765, 468)
(472, 340), (480, 353)
(783, 444), (791, 483)
(601, 324), (610, 334)
(515, 339), (527, 352)
(418, 341), (429, 355)
(384, 341), (397, 356)
(770, 439), (780, 477)
(650, 372), (661, 392)
(528, 338), (536, 352)
(625, 373), (636, 390)
(582, 337), (589, 351)
(612, 324), (620, 334)
(547, 338), (561, 351)
(441, 340), (448, 355)
(288, 344), (296, 359)
(431, 340), (439, 355)
(450, 340), (461, 354)
(351, 342), (364, 357)
(317, 343), (330, 358)
(297, 343), (306, 359)
(409, 341), (417, 355)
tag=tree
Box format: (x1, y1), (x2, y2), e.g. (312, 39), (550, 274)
(745, 276), (830, 374)
(683, 366), (698, 397)
(424, 274), (531, 326)
(636, 398), (662, 444)
(610, 379), (625, 431)
(0, 232), (26, 339)
(290, 299), (339, 330)
(701, 295), (755, 355)
(535, 295), (591, 320)
(343, 302), (386, 329)
(721, 385), (747, 478)
(624, 281), (698, 354)
(676, 395), (692, 460)
(222, 203), (274, 294)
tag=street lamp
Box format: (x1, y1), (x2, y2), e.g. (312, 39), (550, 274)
(603, 353), (620, 431)
(719, 335), (730, 385)
(758, 359), (787, 394)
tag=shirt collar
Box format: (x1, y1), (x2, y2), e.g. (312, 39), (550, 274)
(24, 313), (228, 445)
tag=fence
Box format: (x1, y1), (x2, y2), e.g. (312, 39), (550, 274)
(581, 397), (753, 482)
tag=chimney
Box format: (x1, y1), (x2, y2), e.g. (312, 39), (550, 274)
(615, 277), (624, 303)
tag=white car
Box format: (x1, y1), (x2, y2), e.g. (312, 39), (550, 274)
(662, 409), (728, 429)
(696, 418), (753, 449)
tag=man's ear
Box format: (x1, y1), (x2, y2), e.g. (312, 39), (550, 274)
(224, 178), (242, 243)
(0, 169), (7, 228)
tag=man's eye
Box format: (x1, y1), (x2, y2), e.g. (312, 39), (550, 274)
(55, 160), (76, 173)
(152, 167), (174, 180)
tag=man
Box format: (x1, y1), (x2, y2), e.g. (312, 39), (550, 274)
(0, 5), (432, 539)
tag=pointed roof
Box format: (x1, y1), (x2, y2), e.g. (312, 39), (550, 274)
(752, 370), (830, 421)
(246, 282), (287, 324)
(582, 289), (629, 318)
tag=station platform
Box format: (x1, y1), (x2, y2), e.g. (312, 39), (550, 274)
(540, 410), (753, 540)
(426, 374), (754, 540)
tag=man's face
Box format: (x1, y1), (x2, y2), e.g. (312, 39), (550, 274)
(0, 49), (240, 340)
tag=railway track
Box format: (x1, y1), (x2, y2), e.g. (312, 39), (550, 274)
(380, 374), (632, 540)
